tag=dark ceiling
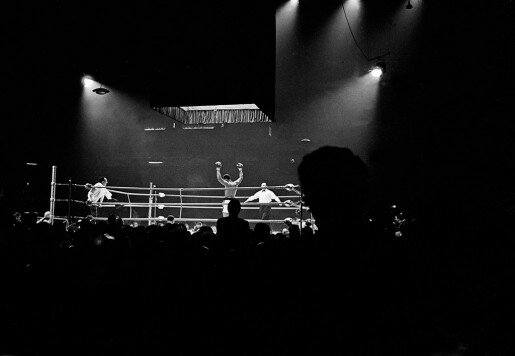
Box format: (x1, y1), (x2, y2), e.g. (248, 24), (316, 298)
(3, 1), (277, 116)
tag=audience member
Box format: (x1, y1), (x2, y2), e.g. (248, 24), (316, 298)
(216, 198), (250, 252)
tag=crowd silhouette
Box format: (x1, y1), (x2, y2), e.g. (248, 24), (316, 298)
(0, 146), (506, 355)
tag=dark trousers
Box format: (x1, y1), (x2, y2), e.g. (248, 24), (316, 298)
(86, 202), (98, 217)
(90, 205), (98, 217)
(259, 205), (272, 220)
(88, 202), (120, 218)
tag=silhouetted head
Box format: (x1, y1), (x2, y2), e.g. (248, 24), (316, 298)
(176, 223), (187, 232)
(222, 174), (231, 181)
(13, 212), (21, 222)
(97, 176), (108, 185)
(227, 198), (241, 216)
(199, 225), (213, 235)
(167, 215), (175, 223)
(22, 212), (38, 227)
(298, 146), (368, 229)
(254, 222), (271, 241)
(107, 214), (117, 225)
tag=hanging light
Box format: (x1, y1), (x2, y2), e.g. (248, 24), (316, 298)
(92, 87), (110, 95)
(370, 60), (386, 78)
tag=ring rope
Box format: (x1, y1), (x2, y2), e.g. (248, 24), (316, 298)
(93, 203), (305, 210)
(93, 202), (294, 206)
(93, 201), (302, 207)
(94, 207), (301, 211)
(65, 183), (299, 192)
(57, 194), (301, 201)
(56, 199), (88, 204)
(59, 183), (300, 199)
(61, 216), (295, 224)
(108, 189), (162, 197)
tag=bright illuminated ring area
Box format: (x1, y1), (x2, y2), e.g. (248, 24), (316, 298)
(48, 166), (311, 230)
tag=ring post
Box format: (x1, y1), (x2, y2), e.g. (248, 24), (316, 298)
(153, 187), (158, 220)
(49, 166), (57, 225)
(299, 185), (303, 230)
(127, 194), (132, 219)
(67, 179), (72, 223)
(148, 182), (154, 226)
(179, 188), (183, 219)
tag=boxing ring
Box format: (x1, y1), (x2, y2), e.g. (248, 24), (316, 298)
(48, 166), (311, 230)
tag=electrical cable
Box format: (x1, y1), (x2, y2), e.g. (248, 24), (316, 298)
(341, 1), (391, 63)
(341, 1), (370, 61)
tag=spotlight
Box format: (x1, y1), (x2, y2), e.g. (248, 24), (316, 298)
(370, 68), (382, 78)
(370, 60), (386, 78)
(92, 87), (110, 95)
(405, 0), (413, 9)
(82, 76), (95, 88)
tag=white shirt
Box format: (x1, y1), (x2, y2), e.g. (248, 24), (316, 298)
(245, 189), (281, 204)
(87, 182), (112, 203)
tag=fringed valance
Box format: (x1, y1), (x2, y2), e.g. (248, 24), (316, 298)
(152, 105), (271, 124)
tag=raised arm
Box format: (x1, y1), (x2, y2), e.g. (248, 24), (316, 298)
(215, 161), (226, 186)
(234, 163), (244, 185)
(216, 168), (225, 185)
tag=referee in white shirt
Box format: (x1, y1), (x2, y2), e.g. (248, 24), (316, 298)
(87, 177), (113, 204)
(244, 183), (281, 220)
(85, 177), (114, 217)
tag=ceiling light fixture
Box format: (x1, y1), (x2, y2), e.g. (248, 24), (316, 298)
(370, 60), (386, 78)
(92, 87), (110, 95)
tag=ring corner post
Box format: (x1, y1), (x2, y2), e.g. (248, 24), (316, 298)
(49, 165), (57, 225)
(148, 182), (154, 226)
(67, 179), (72, 223)
(179, 188), (183, 219)
(299, 184), (303, 230)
